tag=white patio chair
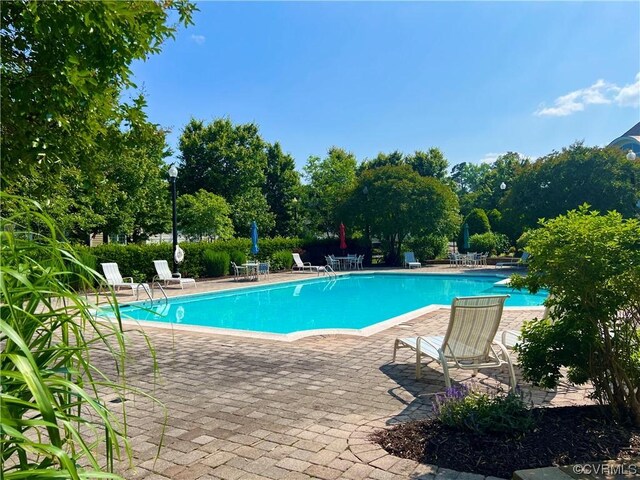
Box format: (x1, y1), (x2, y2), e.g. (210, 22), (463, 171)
(292, 253), (326, 275)
(403, 252), (421, 269)
(496, 252), (530, 269)
(153, 260), (196, 289)
(231, 262), (248, 281)
(258, 262), (270, 279)
(325, 255), (340, 271)
(355, 254), (364, 270)
(392, 295), (516, 390)
(101, 262), (137, 295)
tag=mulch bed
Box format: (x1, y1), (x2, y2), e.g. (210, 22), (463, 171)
(371, 405), (640, 478)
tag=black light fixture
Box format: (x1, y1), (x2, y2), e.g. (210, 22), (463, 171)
(168, 165), (179, 274)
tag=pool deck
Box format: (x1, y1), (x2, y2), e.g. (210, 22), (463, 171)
(99, 266), (592, 480)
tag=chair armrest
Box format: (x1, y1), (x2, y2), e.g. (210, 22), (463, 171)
(303, 262), (312, 266)
(123, 277), (134, 283)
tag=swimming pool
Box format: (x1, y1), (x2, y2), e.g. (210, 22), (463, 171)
(114, 273), (546, 337)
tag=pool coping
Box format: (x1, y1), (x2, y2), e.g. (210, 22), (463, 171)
(105, 270), (546, 342)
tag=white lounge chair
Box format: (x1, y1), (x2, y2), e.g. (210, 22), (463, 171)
(392, 295), (516, 390)
(152, 260), (196, 289)
(292, 253), (326, 275)
(496, 252), (530, 268)
(101, 262), (138, 295)
(403, 252), (421, 269)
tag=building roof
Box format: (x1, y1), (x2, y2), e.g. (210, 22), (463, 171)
(621, 122), (640, 138)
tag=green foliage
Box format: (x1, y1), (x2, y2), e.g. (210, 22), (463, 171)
(341, 165), (460, 265)
(405, 235), (448, 260)
(1, 0), (195, 178)
(1, 195), (158, 477)
(452, 153), (529, 216)
(458, 208), (491, 252)
(203, 250), (230, 277)
(433, 385), (535, 435)
(510, 205), (640, 425)
(177, 189), (234, 241)
(516, 230), (534, 251)
(469, 232), (511, 255)
(406, 148), (449, 180)
(89, 238), (302, 279)
(229, 250), (247, 266)
(501, 144), (640, 241)
(302, 147), (358, 235)
(487, 208), (503, 231)
(270, 250), (294, 271)
(177, 118), (278, 236)
(264, 142), (302, 236)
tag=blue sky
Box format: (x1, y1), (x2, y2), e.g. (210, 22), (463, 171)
(131, 1), (640, 170)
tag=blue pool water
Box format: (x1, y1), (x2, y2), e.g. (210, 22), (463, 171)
(115, 273), (546, 335)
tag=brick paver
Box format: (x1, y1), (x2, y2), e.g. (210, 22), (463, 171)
(96, 266), (592, 479)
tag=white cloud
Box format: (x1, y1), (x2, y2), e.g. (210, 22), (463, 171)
(614, 72), (640, 107)
(535, 74), (639, 117)
(480, 152), (502, 164)
(190, 34), (206, 45)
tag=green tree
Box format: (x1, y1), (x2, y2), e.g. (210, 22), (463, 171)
(264, 142), (301, 236)
(342, 165), (459, 265)
(500, 144), (640, 241)
(458, 208), (491, 252)
(302, 147), (358, 235)
(406, 148), (449, 180)
(177, 189), (234, 241)
(230, 188), (276, 238)
(5, 107), (173, 243)
(177, 118), (274, 235)
(511, 206), (640, 426)
(1, 0), (195, 179)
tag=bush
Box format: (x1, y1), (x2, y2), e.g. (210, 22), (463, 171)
(230, 250), (247, 266)
(433, 384), (535, 434)
(469, 232), (511, 255)
(458, 208), (491, 252)
(511, 205), (640, 426)
(405, 234), (448, 260)
(270, 250), (293, 271)
(90, 237), (302, 279)
(203, 250), (230, 277)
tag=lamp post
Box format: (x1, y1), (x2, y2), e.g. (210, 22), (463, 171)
(362, 186), (371, 267)
(168, 165), (179, 274)
(500, 182), (507, 191)
(292, 197), (298, 236)
(627, 149), (637, 162)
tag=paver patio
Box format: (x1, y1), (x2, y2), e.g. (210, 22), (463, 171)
(98, 267), (592, 480)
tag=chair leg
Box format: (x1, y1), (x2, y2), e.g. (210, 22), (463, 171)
(392, 339), (399, 362)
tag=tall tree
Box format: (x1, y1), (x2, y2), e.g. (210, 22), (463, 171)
(264, 142), (301, 236)
(406, 148), (449, 180)
(501, 144), (640, 240)
(177, 189), (234, 241)
(1, 0), (195, 180)
(177, 118), (274, 235)
(302, 147), (358, 236)
(341, 165), (460, 265)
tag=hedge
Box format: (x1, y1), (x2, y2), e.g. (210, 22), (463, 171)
(84, 236), (369, 280)
(85, 237), (303, 280)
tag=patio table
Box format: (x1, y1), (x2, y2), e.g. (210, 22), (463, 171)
(333, 256), (356, 270)
(242, 262), (259, 281)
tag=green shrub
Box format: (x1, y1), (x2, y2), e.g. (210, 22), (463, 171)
(90, 237), (303, 279)
(433, 384), (535, 434)
(511, 205), (640, 425)
(487, 208), (502, 231)
(469, 232), (511, 255)
(66, 248), (98, 290)
(458, 208), (491, 252)
(270, 250), (293, 271)
(405, 234), (448, 260)
(230, 250), (247, 266)
(203, 250), (230, 277)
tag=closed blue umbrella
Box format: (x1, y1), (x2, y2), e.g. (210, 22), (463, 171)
(463, 223), (470, 251)
(250, 221), (259, 255)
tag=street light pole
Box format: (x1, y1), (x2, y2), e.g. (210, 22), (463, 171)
(362, 186), (371, 267)
(168, 165), (179, 274)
